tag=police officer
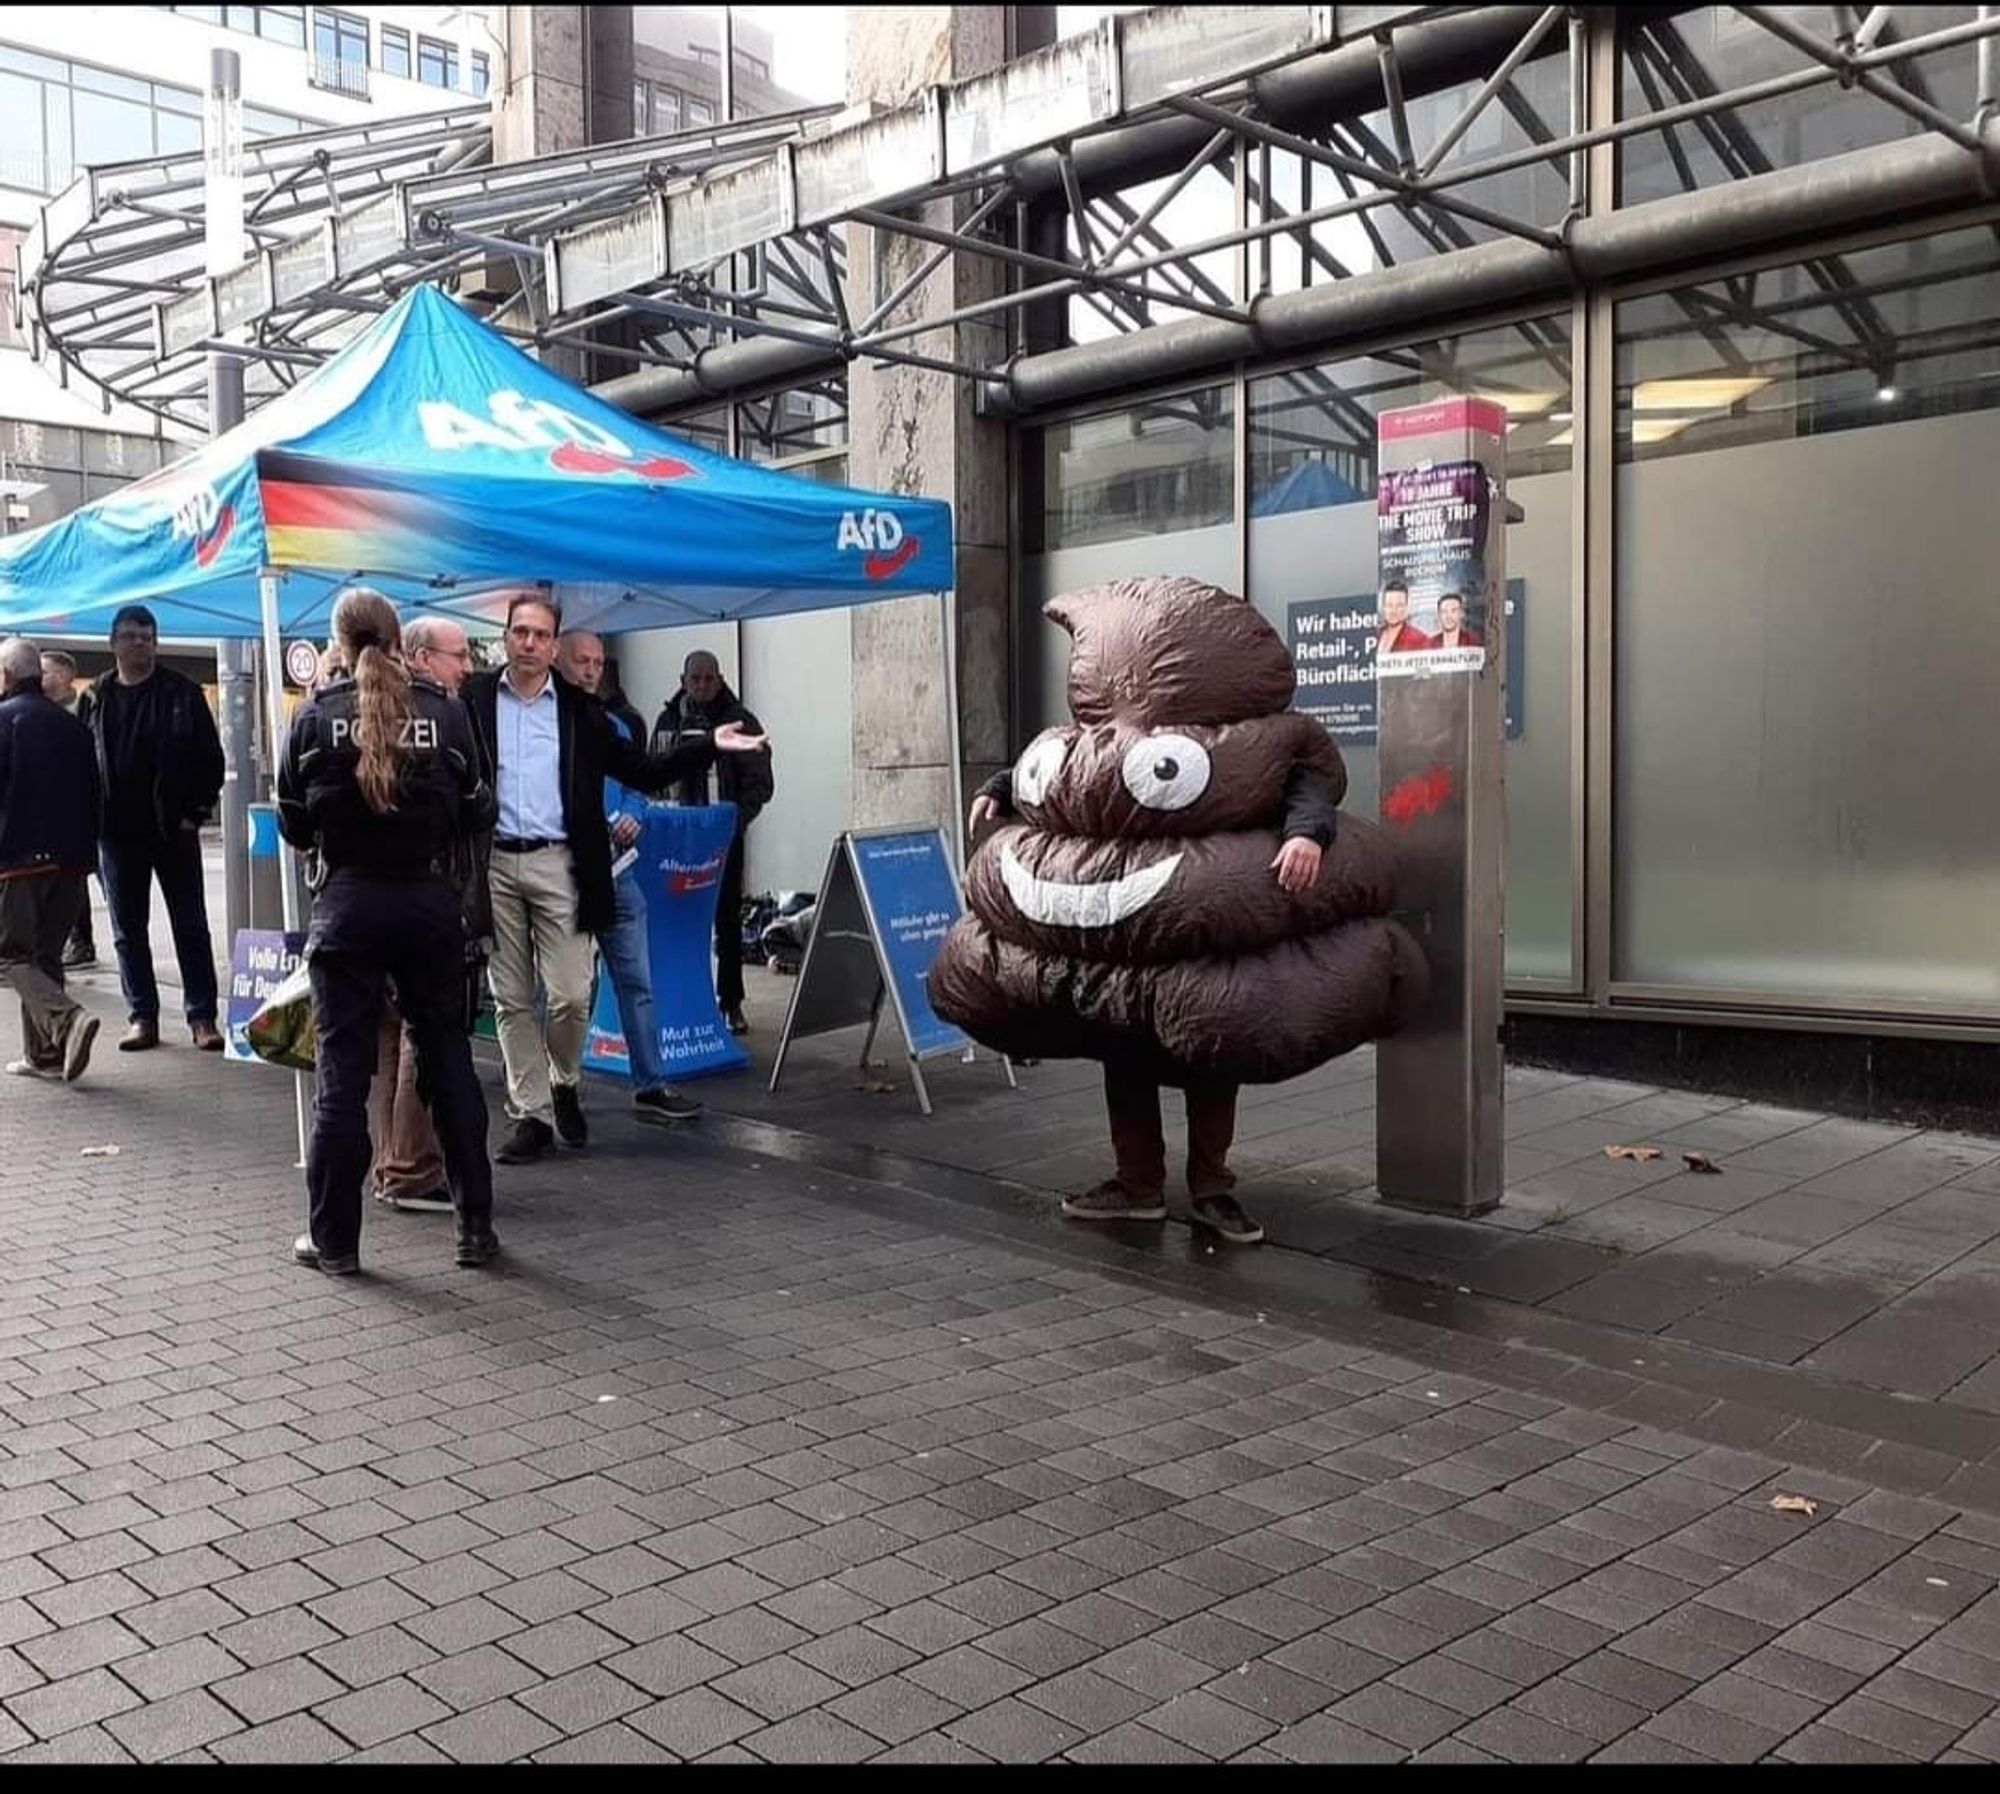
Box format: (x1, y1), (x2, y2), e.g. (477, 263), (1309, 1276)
(276, 588), (499, 1275)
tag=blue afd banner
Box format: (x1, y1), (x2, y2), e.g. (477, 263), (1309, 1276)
(223, 929), (308, 1066)
(584, 803), (750, 1083)
(849, 830), (969, 1060)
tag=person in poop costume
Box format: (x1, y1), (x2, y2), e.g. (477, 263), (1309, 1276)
(928, 576), (1427, 1246)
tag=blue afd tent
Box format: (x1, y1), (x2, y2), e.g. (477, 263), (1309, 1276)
(0, 282), (955, 641)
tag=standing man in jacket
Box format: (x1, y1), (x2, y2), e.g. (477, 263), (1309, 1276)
(556, 630), (703, 1126)
(86, 605), (226, 1052)
(652, 650), (774, 1036)
(464, 595), (767, 1165)
(0, 638), (102, 1083)
(39, 651), (98, 970)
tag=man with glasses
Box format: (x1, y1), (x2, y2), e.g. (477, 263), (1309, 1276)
(84, 605), (226, 1053)
(463, 593), (766, 1165)
(367, 615), (483, 1213)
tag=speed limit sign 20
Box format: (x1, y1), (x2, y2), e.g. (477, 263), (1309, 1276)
(283, 639), (322, 688)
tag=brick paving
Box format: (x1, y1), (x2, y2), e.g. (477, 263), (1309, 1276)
(6, 985), (2000, 1762)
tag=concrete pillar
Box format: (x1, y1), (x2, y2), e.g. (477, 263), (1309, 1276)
(842, 7), (1052, 839)
(495, 5), (633, 162)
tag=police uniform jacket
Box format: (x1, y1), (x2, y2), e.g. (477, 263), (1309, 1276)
(275, 675), (495, 886)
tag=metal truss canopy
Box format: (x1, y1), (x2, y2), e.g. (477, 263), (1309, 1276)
(18, 4), (2000, 435)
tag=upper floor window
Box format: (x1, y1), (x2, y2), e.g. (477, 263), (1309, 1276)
(417, 34), (458, 89)
(311, 8), (369, 98)
(471, 50), (489, 97)
(379, 23), (409, 79)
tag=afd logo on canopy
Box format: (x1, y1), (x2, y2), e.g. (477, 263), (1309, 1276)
(837, 508), (921, 582)
(419, 391), (698, 482)
(100, 467), (236, 568)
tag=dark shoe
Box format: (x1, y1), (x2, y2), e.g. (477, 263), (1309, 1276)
(118, 1020), (159, 1053)
(293, 1235), (359, 1276)
(724, 1004), (749, 1036)
(552, 1083), (588, 1146)
(1191, 1193), (1264, 1245)
(388, 1188), (454, 1214)
(62, 939), (96, 969)
(455, 1225), (502, 1268)
(191, 1021), (225, 1053)
(62, 1013), (100, 1085)
(634, 1085), (702, 1125)
(496, 1118), (555, 1165)
(1061, 1179), (1167, 1224)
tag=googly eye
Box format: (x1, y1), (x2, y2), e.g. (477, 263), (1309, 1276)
(1121, 732), (1211, 811)
(1013, 734), (1069, 807)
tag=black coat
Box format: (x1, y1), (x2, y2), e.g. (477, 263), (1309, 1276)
(83, 665), (225, 840)
(0, 684), (100, 876)
(651, 682), (774, 824)
(464, 668), (715, 937)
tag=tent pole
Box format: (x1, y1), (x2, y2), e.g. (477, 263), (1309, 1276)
(259, 567), (309, 1169)
(940, 588), (967, 877)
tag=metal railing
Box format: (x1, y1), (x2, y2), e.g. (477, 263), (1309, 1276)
(308, 52), (369, 100)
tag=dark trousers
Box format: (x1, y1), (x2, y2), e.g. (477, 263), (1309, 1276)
(715, 829), (746, 1009)
(99, 830), (218, 1026)
(305, 872), (493, 1260)
(1102, 1063), (1240, 1203)
(0, 870), (86, 1068)
(66, 873), (96, 956)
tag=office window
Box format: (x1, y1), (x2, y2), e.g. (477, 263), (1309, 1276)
(417, 35), (458, 89)
(0, 226), (21, 349)
(471, 49), (489, 96)
(380, 24), (409, 78)
(311, 9), (369, 97)
(220, 4), (304, 46)
(686, 95), (714, 127)
(735, 51), (769, 83)
(690, 44), (719, 67)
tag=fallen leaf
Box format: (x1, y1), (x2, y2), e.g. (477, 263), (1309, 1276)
(1605, 1144), (1663, 1162)
(1683, 1151), (1723, 1175)
(1770, 1494), (1819, 1518)
(80, 1144), (121, 1159)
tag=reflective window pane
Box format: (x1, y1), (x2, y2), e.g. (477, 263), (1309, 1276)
(1614, 224), (2000, 1006)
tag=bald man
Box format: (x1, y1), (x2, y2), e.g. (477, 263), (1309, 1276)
(555, 631), (700, 1124)
(651, 651), (772, 1035)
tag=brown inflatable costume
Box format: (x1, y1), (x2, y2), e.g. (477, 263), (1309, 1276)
(927, 577), (1426, 1243)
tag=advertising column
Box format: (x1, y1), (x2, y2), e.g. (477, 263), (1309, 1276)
(1374, 398), (1507, 1216)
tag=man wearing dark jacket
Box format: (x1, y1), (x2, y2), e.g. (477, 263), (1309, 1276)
(652, 651), (774, 1035)
(86, 605), (226, 1053)
(0, 637), (103, 1084)
(463, 595), (767, 1164)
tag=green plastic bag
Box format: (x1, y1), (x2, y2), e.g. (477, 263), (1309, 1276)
(247, 962), (316, 1071)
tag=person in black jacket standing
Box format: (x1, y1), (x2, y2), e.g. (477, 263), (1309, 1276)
(85, 605), (227, 1053)
(0, 637), (102, 1084)
(652, 651), (774, 1035)
(276, 589), (499, 1276)
(464, 595), (766, 1165)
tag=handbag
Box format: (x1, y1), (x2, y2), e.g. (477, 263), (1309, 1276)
(246, 962), (316, 1071)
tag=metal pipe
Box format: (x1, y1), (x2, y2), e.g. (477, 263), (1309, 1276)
(985, 127), (1998, 417)
(1735, 4), (1982, 150)
(1421, 4), (1567, 178)
(1981, 4), (1998, 123)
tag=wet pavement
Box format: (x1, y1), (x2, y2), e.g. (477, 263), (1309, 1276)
(6, 963), (2000, 1760)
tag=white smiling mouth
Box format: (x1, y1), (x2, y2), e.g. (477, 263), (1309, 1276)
(999, 845), (1181, 929)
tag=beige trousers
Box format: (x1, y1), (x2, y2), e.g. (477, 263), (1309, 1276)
(487, 845), (595, 1127)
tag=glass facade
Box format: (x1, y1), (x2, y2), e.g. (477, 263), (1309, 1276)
(1613, 224), (2000, 1010)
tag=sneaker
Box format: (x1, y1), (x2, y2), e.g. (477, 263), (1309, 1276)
(388, 1188), (455, 1213)
(293, 1234), (359, 1276)
(62, 940), (96, 970)
(119, 1020), (159, 1052)
(1061, 1179), (1168, 1223)
(455, 1225), (502, 1268)
(634, 1085), (702, 1125)
(1190, 1193), (1265, 1245)
(724, 1004), (749, 1036)
(5, 1058), (58, 1079)
(496, 1118), (555, 1165)
(62, 1013), (100, 1084)
(552, 1082), (588, 1146)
